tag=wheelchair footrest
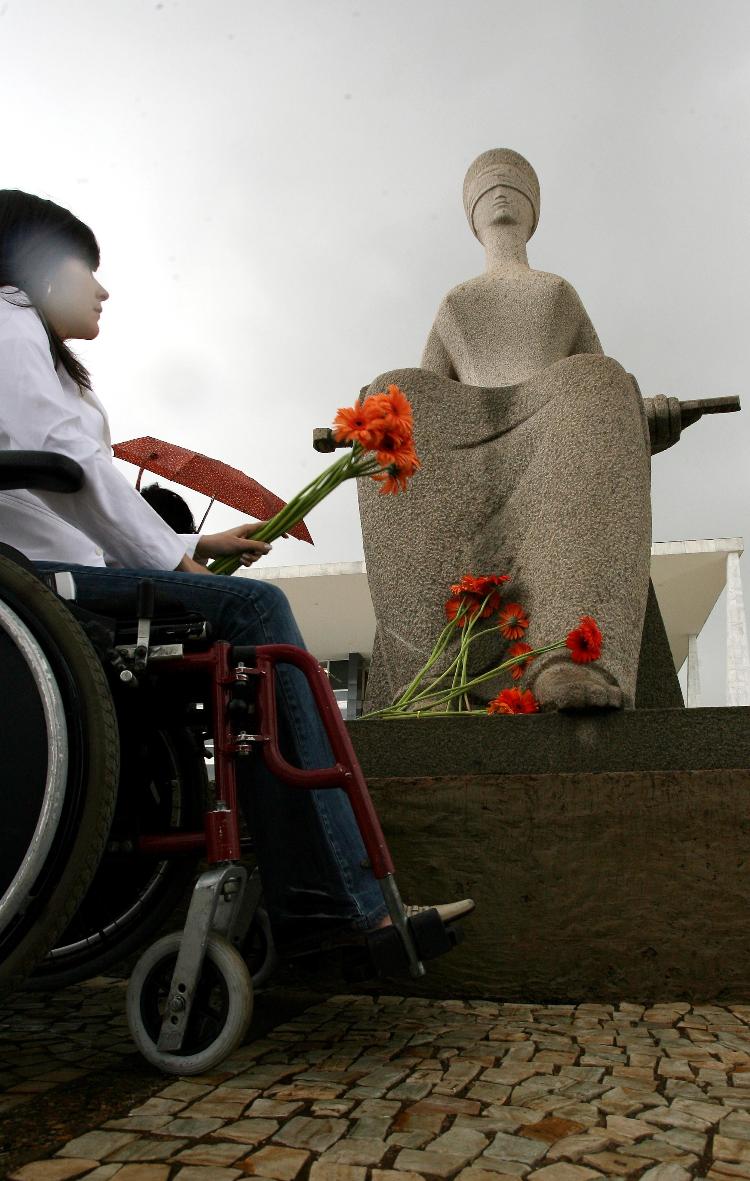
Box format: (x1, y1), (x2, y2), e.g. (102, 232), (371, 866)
(409, 906), (464, 959)
(343, 908), (464, 982)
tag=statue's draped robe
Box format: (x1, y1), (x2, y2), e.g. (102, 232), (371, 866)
(358, 269), (652, 710)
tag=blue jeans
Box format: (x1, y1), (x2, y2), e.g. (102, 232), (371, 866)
(36, 563), (388, 943)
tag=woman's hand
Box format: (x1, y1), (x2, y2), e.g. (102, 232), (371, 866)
(194, 523), (272, 567)
(176, 554), (213, 574)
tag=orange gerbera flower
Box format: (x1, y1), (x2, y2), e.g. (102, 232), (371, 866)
(487, 687), (539, 715)
(354, 386), (415, 453)
(333, 400), (383, 448)
(498, 603), (529, 640)
(445, 594), (467, 625)
(373, 447), (421, 495)
(451, 573), (510, 598)
(446, 574), (511, 623)
(376, 435), (418, 470)
(507, 641), (534, 680)
(378, 385), (413, 441)
(566, 615), (603, 663)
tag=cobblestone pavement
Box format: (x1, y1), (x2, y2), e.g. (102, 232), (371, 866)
(0, 977), (135, 1112)
(8, 991), (750, 1181)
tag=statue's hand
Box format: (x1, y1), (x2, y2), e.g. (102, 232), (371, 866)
(644, 395), (686, 455)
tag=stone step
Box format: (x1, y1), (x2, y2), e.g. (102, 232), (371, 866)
(347, 708), (750, 1003)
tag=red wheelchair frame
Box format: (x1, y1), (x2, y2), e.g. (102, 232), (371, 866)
(124, 633), (462, 1072)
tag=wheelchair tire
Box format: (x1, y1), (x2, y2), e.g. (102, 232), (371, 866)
(28, 721), (207, 990)
(0, 555), (119, 994)
(127, 931), (254, 1075)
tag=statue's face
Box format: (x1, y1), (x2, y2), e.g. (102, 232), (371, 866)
(473, 184), (535, 242)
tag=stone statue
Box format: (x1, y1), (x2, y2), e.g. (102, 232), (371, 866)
(358, 149), (654, 712)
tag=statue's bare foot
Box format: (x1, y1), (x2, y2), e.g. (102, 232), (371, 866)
(533, 663), (624, 711)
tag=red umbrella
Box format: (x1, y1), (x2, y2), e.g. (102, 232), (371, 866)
(113, 436), (313, 544)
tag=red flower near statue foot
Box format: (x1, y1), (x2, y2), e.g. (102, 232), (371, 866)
(498, 603), (529, 640)
(445, 572), (510, 626)
(451, 573), (511, 598)
(565, 615), (603, 663)
(488, 687), (540, 715)
(508, 641), (534, 680)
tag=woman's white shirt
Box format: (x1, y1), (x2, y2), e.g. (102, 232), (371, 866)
(0, 291), (195, 569)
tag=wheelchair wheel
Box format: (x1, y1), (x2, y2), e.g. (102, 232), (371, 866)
(126, 931), (254, 1075)
(0, 555), (119, 994)
(29, 718), (208, 990)
(241, 904), (277, 990)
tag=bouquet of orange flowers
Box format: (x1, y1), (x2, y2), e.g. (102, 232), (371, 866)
(210, 385), (419, 575)
(362, 572), (603, 717)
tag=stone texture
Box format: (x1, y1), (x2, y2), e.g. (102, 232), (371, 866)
(236, 1144), (309, 1177)
(372, 1172), (429, 1181)
(109, 1169), (170, 1181)
(582, 1149), (648, 1173)
(309, 1165), (366, 1181)
(348, 731), (750, 1002)
(17, 989), (750, 1181)
(108, 1138), (189, 1162)
(315, 1137), (389, 1165)
(359, 359), (650, 713)
(458, 1170), (531, 1181)
(56, 1131), (138, 1158)
(176, 1144), (247, 1167)
(545, 1133), (613, 1161)
(483, 1131), (549, 1164)
(172, 1170), (242, 1181)
(520, 1118), (587, 1143)
(274, 1115), (348, 1153)
(164, 1118), (227, 1138)
(8, 1163), (100, 1181)
(214, 1118), (279, 1145)
(639, 1167), (693, 1181)
(528, 1167), (602, 1181)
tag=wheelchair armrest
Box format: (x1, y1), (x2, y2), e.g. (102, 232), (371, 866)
(0, 451), (84, 493)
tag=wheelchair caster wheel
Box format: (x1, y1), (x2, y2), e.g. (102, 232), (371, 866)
(126, 931), (253, 1075)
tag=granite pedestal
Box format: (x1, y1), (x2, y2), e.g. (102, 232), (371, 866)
(347, 708), (750, 1003)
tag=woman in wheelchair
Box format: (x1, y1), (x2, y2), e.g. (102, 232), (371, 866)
(0, 189), (473, 1002)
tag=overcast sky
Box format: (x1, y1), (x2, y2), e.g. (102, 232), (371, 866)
(4, 0), (749, 703)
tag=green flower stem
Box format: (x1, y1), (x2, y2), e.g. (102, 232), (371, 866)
(208, 444), (384, 575)
(393, 593), (493, 711)
(443, 638), (565, 701)
(391, 614), (463, 707)
(361, 638), (567, 719)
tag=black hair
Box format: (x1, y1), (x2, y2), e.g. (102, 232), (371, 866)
(140, 483), (197, 534)
(0, 189), (101, 390)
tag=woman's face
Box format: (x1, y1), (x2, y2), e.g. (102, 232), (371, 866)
(39, 255), (109, 340)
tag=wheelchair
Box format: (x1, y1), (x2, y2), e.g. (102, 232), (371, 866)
(0, 451), (467, 1075)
